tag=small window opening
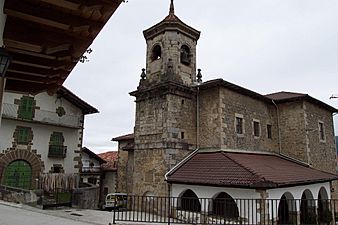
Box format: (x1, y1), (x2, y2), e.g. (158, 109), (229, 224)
(235, 117), (243, 134)
(267, 124), (272, 139)
(319, 122), (325, 141)
(181, 132), (185, 139)
(151, 45), (161, 61)
(180, 45), (191, 65)
(253, 121), (260, 137)
(181, 99), (185, 105)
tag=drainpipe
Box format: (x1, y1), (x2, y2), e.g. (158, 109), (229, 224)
(272, 100), (282, 154)
(196, 85), (200, 148)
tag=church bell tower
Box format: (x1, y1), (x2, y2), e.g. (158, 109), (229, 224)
(142, 0), (200, 86)
(130, 0), (201, 197)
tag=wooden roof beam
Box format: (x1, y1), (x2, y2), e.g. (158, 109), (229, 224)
(5, 0), (103, 35)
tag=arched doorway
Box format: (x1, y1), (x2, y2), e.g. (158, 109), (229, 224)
(3, 160), (32, 189)
(318, 187), (331, 224)
(277, 192), (296, 225)
(211, 192), (239, 220)
(179, 189), (201, 212)
(300, 189), (316, 224)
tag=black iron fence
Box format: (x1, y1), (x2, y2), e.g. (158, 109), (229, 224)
(112, 195), (338, 224)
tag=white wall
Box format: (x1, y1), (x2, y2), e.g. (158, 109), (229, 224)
(1, 91), (85, 174)
(171, 182), (331, 224)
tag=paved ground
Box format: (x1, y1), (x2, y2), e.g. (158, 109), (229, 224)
(0, 200), (114, 225)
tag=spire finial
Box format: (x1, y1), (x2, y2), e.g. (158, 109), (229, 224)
(169, 0), (174, 15)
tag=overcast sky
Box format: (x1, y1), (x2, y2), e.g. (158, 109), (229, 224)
(64, 0), (338, 153)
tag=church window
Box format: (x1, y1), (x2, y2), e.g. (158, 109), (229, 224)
(267, 124), (272, 139)
(181, 132), (185, 139)
(180, 45), (191, 65)
(151, 44), (161, 61)
(318, 121), (325, 142)
(253, 120), (260, 137)
(235, 114), (244, 135)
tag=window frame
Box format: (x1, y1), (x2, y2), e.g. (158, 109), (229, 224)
(318, 121), (326, 142)
(235, 114), (244, 136)
(253, 119), (260, 138)
(267, 124), (272, 139)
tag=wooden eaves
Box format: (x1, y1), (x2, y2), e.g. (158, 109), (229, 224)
(3, 0), (122, 94)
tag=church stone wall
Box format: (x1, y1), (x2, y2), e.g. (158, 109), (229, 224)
(304, 101), (336, 173)
(278, 101), (308, 163)
(116, 141), (129, 193)
(199, 87), (279, 152)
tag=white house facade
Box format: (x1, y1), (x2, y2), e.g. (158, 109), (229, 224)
(0, 87), (97, 190)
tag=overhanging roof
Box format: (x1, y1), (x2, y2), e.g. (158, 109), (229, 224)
(167, 150), (338, 188)
(3, 0), (122, 94)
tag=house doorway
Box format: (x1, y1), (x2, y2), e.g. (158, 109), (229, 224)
(3, 160), (32, 189)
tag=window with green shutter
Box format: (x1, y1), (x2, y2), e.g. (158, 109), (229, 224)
(18, 96), (34, 120)
(48, 132), (66, 158)
(16, 127), (30, 145)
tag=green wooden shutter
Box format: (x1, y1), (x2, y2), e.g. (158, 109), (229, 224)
(18, 97), (34, 120)
(17, 127), (29, 144)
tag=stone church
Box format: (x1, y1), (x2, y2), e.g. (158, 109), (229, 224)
(114, 0), (338, 199)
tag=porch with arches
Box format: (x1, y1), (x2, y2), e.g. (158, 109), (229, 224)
(171, 182), (333, 224)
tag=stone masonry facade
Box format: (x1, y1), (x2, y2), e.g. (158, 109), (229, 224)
(115, 2), (338, 198)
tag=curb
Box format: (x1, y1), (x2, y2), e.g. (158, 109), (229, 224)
(0, 200), (22, 208)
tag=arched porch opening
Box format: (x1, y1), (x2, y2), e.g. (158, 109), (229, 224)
(178, 189), (201, 212)
(300, 189), (316, 224)
(277, 192), (296, 225)
(318, 187), (331, 224)
(210, 192), (239, 220)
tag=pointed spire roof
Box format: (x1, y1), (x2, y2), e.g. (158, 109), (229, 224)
(143, 0), (200, 40)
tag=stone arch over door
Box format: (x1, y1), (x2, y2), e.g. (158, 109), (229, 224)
(0, 149), (44, 189)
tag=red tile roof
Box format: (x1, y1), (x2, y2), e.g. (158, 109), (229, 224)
(265, 91), (307, 101)
(98, 151), (118, 171)
(265, 91), (338, 112)
(167, 151), (338, 188)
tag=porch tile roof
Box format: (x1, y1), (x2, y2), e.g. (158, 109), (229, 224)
(166, 151), (338, 188)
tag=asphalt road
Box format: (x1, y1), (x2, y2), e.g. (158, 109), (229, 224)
(0, 203), (111, 225)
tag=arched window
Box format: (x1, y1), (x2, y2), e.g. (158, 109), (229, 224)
(180, 45), (191, 65)
(211, 192), (239, 219)
(179, 189), (201, 212)
(151, 45), (161, 61)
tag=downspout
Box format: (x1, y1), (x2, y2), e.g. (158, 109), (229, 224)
(196, 85), (200, 149)
(272, 100), (282, 154)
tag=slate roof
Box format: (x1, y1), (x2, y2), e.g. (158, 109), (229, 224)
(167, 150), (338, 188)
(98, 151), (118, 171)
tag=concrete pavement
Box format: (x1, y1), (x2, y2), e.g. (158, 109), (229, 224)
(0, 200), (114, 225)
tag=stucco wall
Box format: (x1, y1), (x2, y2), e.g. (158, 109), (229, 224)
(0, 91), (84, 176)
